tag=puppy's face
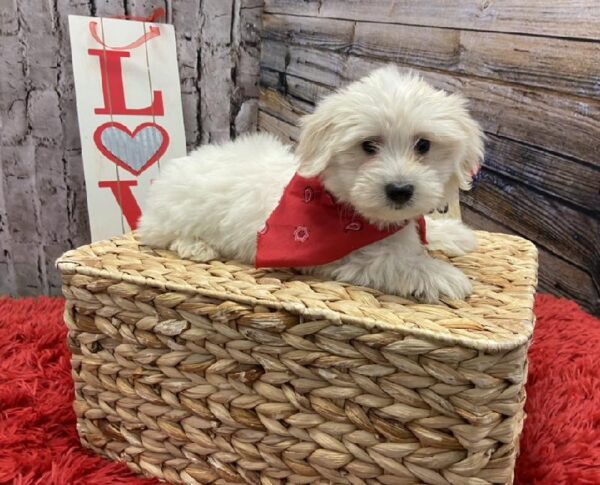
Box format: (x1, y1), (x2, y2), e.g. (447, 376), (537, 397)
(296, 66), (484, 224)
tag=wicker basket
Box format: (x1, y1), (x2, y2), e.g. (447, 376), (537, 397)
(57, 231), (537, 485)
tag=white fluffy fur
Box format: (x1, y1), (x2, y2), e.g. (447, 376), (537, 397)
(138, 66), (484, 302)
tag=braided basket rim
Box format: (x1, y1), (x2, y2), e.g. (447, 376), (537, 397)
(57, 230), (537, 353)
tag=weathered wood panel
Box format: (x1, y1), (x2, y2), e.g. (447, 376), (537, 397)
(265, 0), (600, 40)
(461, 206), (599, 314)
(483, 135), (600, 214)
(257, 109), (298, 143)
(263, 14), (354, 50)
(259, 3), (600, 315)
(0, 0), (264, 297)
(461, 171), (600, 274)
(262, 42), (600, 166)
(264, 14), (600, 99)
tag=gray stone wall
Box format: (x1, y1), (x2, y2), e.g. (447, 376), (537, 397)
(0, 0), (263, 296)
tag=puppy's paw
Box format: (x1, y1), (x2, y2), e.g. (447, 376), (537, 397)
(169, 238), (220, 262)
(425, 218), (477, 257)
(405, 258), (473, 303)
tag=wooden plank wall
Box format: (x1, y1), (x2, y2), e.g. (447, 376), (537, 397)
(258, 0), (600, 315)
(0, 0), (263, 296)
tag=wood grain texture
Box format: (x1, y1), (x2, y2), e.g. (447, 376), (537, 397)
(462, 206), (600, 314)
(483, 135), (600, 214)
(263, 13), (354, 50)
(462, 170), (600, 277)
(257, 87), (304, 141)
(259, 3), (600, 314)
(264, 13), (600, 99)
(262, 42), (600, 165)
(257, 109), (298, 143)
(265, 0), (600, 40)
(0, 0), (264, 297)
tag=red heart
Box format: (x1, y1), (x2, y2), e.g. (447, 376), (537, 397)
(94, 121), (169, 176)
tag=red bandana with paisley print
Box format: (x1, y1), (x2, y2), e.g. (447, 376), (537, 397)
(255, 173), (427, 268)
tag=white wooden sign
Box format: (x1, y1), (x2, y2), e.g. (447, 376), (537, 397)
(69, 15), (186, 241)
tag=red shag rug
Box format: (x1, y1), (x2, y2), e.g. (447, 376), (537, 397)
(0, 295), (599, 485)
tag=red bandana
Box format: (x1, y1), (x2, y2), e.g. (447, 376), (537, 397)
(255, 173), (427, 268)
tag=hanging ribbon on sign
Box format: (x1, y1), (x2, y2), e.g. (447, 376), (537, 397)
(89, 21), (161, 49)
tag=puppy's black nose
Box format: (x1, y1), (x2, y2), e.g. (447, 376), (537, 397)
(385, 183), (414, 205)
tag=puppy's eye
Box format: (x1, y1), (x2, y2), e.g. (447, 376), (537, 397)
(415, 138), (431, 155)
(361, 140), (379, 155)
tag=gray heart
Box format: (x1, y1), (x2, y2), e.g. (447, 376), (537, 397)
(101, 125), (164, 173)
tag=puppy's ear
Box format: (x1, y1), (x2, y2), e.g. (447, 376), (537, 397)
(452, 96), (485, 191)
(296, 108), (337, 178)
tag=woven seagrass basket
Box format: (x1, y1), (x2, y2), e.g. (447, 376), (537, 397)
(57, 230), (537, 485)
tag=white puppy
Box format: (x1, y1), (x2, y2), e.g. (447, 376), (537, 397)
(138, 66), (484, 302)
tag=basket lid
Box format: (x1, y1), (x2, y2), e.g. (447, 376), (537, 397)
(57, 231), (537, 352)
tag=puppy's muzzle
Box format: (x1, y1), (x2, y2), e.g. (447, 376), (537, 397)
(385, 183), (414, 206)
